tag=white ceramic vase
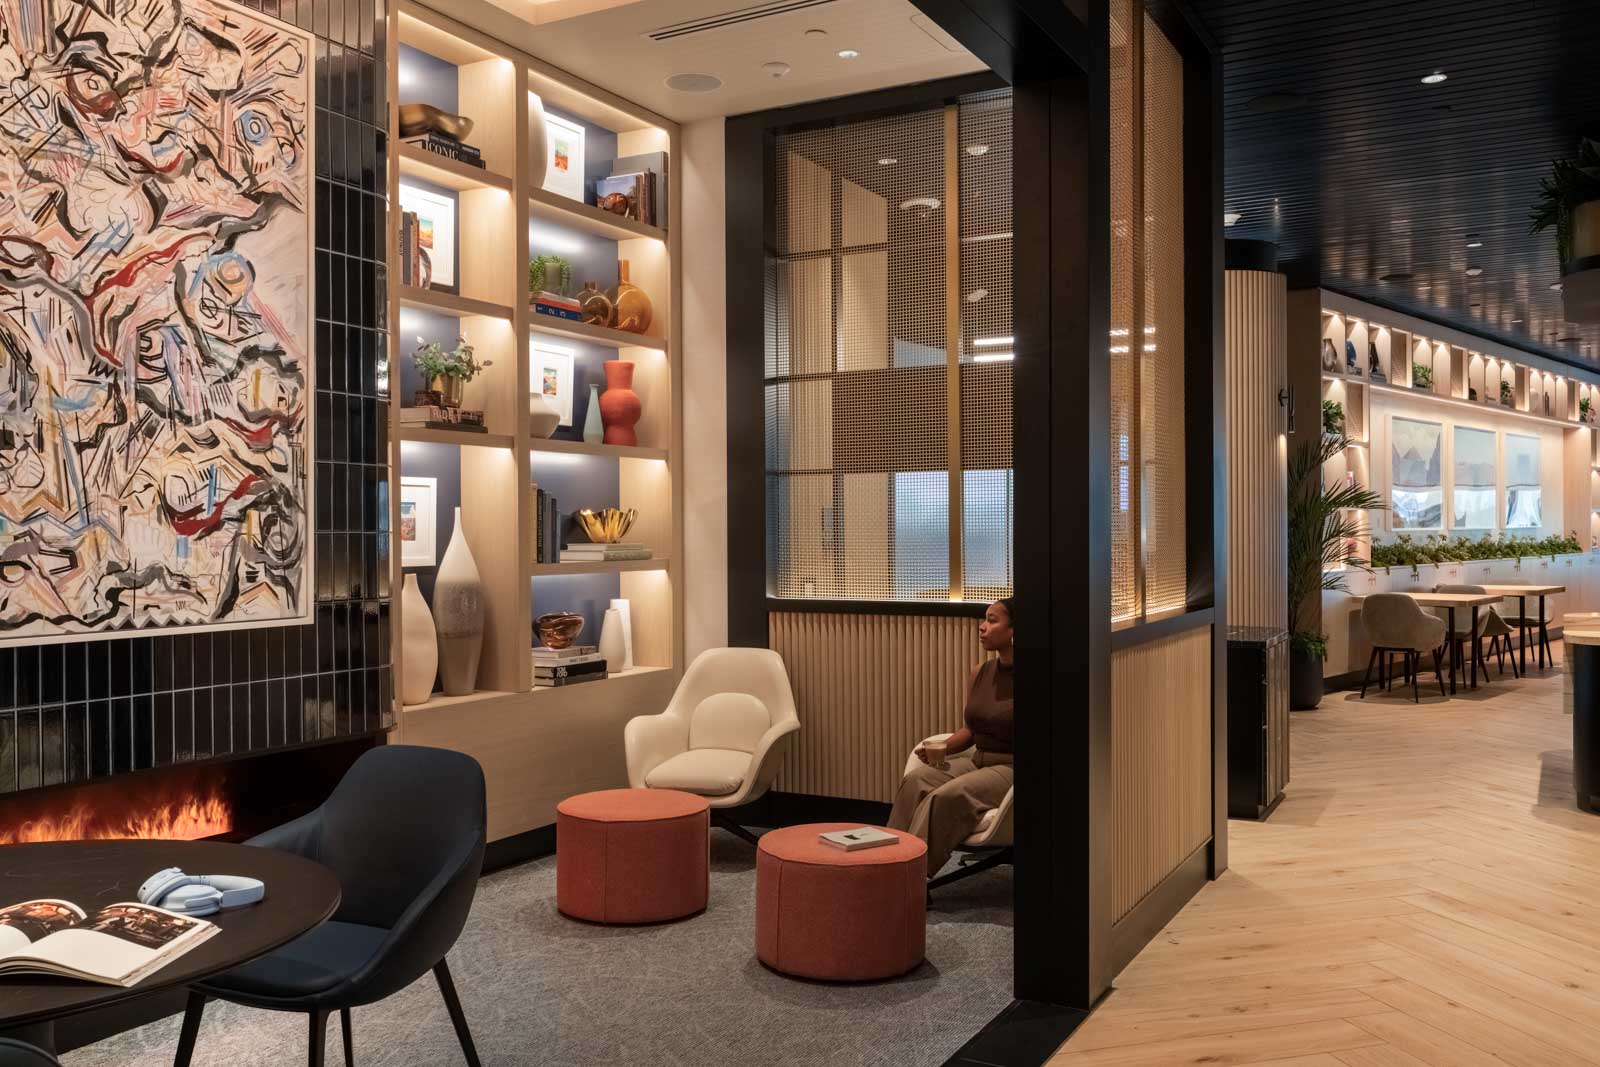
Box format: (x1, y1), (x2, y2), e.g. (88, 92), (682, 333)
(528, 92), (549, 190)
(400, 574), (438, 705)
(530, 390), (560, 438)
(434, 507), (484, 696)
(583, 383), (603, 443)
(599, 608), (626, 674)
(608, 597), (634, 671)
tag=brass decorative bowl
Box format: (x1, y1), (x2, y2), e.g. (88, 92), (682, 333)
(398, 103), (475, 141)
(535, 612), (584, 650)
(576, 507), (637, 544)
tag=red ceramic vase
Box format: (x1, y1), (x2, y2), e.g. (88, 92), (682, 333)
(599, 361), (642, 446)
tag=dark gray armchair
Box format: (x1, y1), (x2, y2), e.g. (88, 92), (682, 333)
(0, 1039), (58, 1067)
(174, 745), (487, 1067)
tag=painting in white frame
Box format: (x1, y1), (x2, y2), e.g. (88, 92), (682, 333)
(400, 477), (439, 568)
(399, 182), (457, 289)
(543, 114), (586, 203)
(533, 342), (576, 426)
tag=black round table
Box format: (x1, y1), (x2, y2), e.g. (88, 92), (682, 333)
(0, 840), (339, 1049)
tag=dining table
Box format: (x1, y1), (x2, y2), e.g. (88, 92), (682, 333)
(0, 838), (340, 1057)
(1475, 583), (1564, 675)
(1349, 590), (1505, 694)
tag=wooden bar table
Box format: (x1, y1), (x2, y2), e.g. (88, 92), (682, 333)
(1477, 584), (1564, 675)
(1349, 591), (1504, 694)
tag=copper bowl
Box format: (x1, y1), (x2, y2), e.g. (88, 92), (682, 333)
(398, 103), (474, 141)
(535, 612), (584, 650)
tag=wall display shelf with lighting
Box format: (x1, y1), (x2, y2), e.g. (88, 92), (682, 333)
(386, 2), (682, 843)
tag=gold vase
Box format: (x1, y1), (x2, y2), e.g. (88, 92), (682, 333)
(577, 280), (613, 327)
(608, 260), (653, 335)
(430, 374), (465, 408)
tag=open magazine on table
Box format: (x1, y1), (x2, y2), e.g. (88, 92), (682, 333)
(0, 898), (218, 987)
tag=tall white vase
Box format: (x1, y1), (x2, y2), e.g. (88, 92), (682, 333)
(528, 93), (549, 190)
(400, 574), (438, 705)
(434, 507), (484, 696)
(608, 597), (634, 671)
(599, 608), (626, 674)
(583, 383), (603, 443)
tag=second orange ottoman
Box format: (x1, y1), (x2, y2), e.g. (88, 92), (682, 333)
(557, 788), (710, 923)
(755, 822), (927, 980)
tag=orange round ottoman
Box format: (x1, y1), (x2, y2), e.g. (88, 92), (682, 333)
(557, 788), (710, 924)
(755, 822), (927, 980)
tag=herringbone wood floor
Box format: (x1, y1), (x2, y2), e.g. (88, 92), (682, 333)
(1049, 641), (1600, 1066)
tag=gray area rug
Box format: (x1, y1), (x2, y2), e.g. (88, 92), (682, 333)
(66, 831), (1014, 1067)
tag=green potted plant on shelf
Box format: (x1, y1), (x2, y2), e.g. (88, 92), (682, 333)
(1321, 399), (1345, 437)
(1582, 395), (1593, 424)
(1500, 379), (1514, 407)
(1412, 362), (1432, 390)
(1287, 433), (1385, 710)
(1531, 137), (1600, 321)
(413, 336), (491, 408)
(528, 253), (574, 298)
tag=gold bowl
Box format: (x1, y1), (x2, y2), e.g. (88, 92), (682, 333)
(576, 507), (637, 544)
(398, 103), (475, 141)
(535, 612), (585, 650)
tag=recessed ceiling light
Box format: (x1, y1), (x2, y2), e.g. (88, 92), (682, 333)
(965, 144), (989, 157)
(877, 157), (898, 166)
(965, 289), (988, 304)
(1418, 284), (1433, 291)
(899, 196), (940, 213)
(973, 352), (1014, 363)
(1421, 71), (1448, 84)
(1223, 212), (1242, 227)
(664, 72), (723, 93)
(1466, 241), (1483, 248)
(1552, 282), (1565, 291)
(761, 61), (791, 78)
(974, 336), (1013, 347)
(1380, 272), (1413, 282)
(837, 48), (859, 58)
(1465, 266), (1483, 276)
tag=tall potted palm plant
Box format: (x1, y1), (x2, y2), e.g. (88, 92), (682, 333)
(1287, 434), (1386, 709)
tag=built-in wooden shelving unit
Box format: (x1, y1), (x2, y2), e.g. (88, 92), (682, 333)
(386, 1), (683, 841)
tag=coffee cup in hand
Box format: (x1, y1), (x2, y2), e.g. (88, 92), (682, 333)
(924, 740), (948, 769)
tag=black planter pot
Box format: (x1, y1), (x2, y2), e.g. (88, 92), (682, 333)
(1290, 647), (1324, 710)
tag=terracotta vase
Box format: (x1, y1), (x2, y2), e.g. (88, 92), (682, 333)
(608, 260), (653, 334)
(400, 574), (438, 705)
(599, 361), (642, 446)
(434, 507), (484, 696)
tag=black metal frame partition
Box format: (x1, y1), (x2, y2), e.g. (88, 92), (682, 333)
(725, 0), (1223, 1036)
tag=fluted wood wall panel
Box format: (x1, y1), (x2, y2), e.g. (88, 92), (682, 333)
(1111, 626), (1213, 921)
(1225, 269), (1289, 629)
(769, 611), (983, 801)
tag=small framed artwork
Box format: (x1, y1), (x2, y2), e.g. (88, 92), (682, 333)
(543, 114), (586, 203)
(399, 476), (438, 568)
(398, 183), (458, 291)
(533, 342), (576, 426)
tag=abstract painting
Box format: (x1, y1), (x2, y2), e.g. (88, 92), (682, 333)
(0, 0), (314, 642)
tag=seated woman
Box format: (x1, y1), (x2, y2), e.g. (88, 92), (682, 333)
(887, 597), (1013, 877)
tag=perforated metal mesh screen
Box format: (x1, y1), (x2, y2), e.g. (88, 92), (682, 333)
(1108, 2), (1189, 626)
(768, 94), (1013, 602)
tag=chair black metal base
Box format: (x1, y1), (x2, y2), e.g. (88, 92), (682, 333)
(928, 846), (1013, 892)
(1360, 645), (1446, 703)
(173, 960), (480, 1067)
(711, 809), (763, 847)
(1486, 632), (1521, 678)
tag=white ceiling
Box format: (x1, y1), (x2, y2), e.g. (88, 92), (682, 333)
(444, 0), (987, 122)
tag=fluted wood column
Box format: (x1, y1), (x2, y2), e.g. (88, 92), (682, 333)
(1225, 268), (1288, 629)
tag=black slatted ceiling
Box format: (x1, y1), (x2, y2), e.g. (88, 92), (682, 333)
(1190, 0), (1600, 369)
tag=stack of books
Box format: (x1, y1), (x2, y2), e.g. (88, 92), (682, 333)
(400, 404), (486, 432)
(560, 542), (651, 563)
(532, 292), (583, 322)
(596, 171), (655, 225)
(532, 645), (607, 688)
(531, 484), (560, 564)
(404, 134), (485, 170)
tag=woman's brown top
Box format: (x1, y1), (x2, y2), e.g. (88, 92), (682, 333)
(963, 658), (1014, 754)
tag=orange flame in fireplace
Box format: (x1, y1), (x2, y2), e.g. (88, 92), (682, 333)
(0, 787), (232, 845)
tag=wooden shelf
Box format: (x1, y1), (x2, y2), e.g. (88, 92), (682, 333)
(529, 186), (665, 243)
(528, 312), (666, 351)
(398, 142), (512, 193)
(1362, 378), (1580, 431)
(530, 664), (671, 695)
(401, 689), (517, 715)
(399, 424), (514, 449)
(528, 436), (667, 461)
(399, 286), (513, 320)
(531, 557), (669, 576)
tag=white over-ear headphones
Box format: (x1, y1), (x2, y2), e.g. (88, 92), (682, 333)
(137, 868), (266, 917)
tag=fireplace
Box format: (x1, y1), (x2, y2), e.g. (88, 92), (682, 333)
(0, 739), (379, 846)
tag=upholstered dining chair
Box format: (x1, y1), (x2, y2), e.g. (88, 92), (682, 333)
(1360, 592), (1448, 702)
(625, 647), (800, 844)
(174, 746), (487, 1067)
(1435, 583), (1519, 679)
(0, 1039), (58, 1067)
(902, 733), (1013, 892)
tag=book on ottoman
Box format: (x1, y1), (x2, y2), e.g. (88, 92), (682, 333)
(818, 827), (899, 851)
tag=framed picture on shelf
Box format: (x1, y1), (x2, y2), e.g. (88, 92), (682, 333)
(398, 183), (457, 291)
(543, 114), (585, 203)
(399, 476), (438, 568)
(533, 342), (576, 426)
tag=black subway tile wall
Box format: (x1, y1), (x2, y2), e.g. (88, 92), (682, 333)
(0, 0), (392, 796)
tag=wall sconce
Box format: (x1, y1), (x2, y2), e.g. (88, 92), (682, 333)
(1278, 384), (1295, 434)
